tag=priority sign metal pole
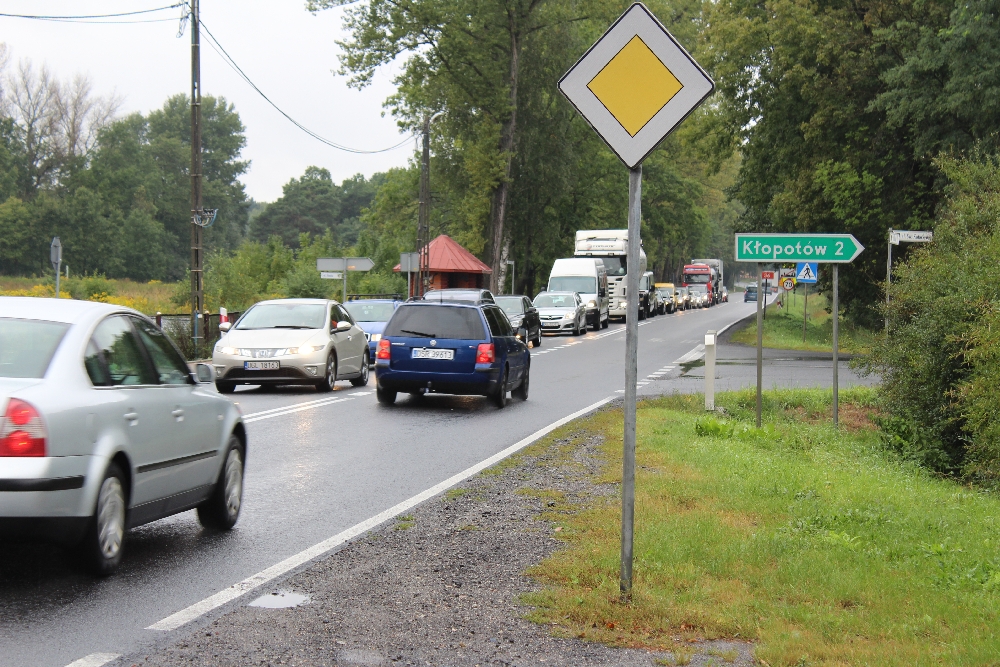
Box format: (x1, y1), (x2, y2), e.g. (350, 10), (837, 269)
(620, 165), (641, 600)
(756, 263), (763, 428)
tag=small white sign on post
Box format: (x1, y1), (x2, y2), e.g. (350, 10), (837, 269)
(890, 230), (933, 245)
(320, 272), (343, 280)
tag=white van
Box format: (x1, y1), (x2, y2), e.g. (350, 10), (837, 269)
(547, 258), (609, 331)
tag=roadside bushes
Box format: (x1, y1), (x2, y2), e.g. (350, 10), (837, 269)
(862, 153), (1000, 483)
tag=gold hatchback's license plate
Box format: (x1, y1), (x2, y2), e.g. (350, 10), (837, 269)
(411, 348), (454, 360)
(244, 361), (280, 370)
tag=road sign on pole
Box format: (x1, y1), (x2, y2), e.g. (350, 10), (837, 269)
(781, 277), (795, 291)
(735, 234), (864, 263)
(796, 262), (818, 283)
(736, 234), (863, 427)
(558, 3), (714, 169)
(317, 257), (374, 302)
(887, 230), (932, 330)
(559, 1), (713, 601)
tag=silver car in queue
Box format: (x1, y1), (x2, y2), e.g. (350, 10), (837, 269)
(533, 291), (588, 336)
(212, 298), (369, 393)
(0, 297), (246, 575)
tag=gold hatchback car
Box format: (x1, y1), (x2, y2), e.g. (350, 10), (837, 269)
(212, 299), (369, 393)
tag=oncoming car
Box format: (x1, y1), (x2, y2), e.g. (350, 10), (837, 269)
(212, 299), (369, 393)
(374, 302), (529, 408)
(0, 297), (246, 574)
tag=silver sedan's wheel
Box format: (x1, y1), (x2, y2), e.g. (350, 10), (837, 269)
(82, 463), (127, 575)
(316, 354), (336, 392)
(197, 436), (244, 530)
(350, 352), (370, 386)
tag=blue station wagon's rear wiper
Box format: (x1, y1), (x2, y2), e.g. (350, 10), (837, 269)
(399, 329), (437, 338)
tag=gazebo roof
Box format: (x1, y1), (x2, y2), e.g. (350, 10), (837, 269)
(394, 234), (492, 274)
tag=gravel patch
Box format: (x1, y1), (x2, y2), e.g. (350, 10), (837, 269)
(128, 427), (754, 667)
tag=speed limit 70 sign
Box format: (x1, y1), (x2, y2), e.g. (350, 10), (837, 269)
(781, 277), (795, 291)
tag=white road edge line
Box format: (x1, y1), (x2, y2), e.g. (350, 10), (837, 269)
(674, 344), (705, 364)
(64, 654), (120, 667)
(147, 395), (616, 633)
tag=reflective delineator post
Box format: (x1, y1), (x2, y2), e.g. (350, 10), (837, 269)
(705, 330), (717, 411)
(620, 165), (641, 600)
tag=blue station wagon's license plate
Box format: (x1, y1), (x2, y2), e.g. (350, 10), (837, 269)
(244, 361), (280, 370)
(411, 348), (454, 360)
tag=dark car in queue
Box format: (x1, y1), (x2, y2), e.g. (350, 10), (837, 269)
(494, 295), (542, 348)
(744, 285), (758, 302)
(343, 299), (402, 366)
(421, 288), (496, 305)
(374, 302), (529, 408)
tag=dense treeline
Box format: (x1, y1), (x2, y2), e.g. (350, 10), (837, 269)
(0, 47), (249, 281)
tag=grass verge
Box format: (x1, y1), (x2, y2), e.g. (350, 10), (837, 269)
(523, 387), (1000, 666)
(729, 290), (873, 354)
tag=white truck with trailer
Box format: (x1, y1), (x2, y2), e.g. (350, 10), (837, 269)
(574, 230), (647, 320)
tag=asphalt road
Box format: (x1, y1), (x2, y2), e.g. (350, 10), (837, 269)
(3, 301), (773, 667)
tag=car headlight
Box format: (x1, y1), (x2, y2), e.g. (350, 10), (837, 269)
(562, 313), (574, 319)
(587, 300), (597, 309)
(370, 333), (381, 342)
(278, 345), (322, 356)
(509, 317), (523, 327)
(216, 346), (237, 355)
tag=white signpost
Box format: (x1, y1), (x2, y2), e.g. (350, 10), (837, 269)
(559, 2), (713, 599)
(886, 229), (933, 331)
(317, 257), (375, 303)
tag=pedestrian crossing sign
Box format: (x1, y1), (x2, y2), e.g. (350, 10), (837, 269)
(796, 262), (818, 284)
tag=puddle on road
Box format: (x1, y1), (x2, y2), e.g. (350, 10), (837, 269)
(249, 590), (310, 609)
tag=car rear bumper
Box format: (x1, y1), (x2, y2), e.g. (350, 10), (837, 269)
(0, 455), (97, 526)
(375, 366), (500, 396)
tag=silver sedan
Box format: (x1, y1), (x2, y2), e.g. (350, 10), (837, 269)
(533, 291), (588, 336)
(0, 297), (246, 574)
(212, 298), (369, 393)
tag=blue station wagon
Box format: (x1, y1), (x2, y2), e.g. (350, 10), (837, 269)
(374, 303), (530, 408)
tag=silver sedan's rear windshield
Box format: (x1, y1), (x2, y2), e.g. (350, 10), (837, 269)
(0, 318), (70, 378)
(384, 305), (485, 340)
(236, 304), (326, 330)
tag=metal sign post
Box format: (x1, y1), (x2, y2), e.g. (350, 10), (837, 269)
(400, 252), (419, 299)
(886, 230), (932, 330)
(756, 264), (763, 427)
(736, 235), (863, 427)
(50, 237), (62, 298)
(558, 2), (714, 600)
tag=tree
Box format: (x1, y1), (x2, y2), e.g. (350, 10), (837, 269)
(322, 0), (597, 292)
(249, 168), (383, 248)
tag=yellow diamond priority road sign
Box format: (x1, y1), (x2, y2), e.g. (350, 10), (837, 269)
(559, 3), (714, 168)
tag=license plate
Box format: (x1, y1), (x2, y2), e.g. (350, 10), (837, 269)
(411, 348), (454, 360)
(244, 361), (279, 370)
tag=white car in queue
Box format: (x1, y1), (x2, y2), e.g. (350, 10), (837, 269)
(212, 298), (369, 393)
(0, 297), (246, 575)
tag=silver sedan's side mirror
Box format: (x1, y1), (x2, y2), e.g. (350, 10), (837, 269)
(195, 363), (213, 383)
(219, 321), (232, 333)
(336, 321), (353, 332)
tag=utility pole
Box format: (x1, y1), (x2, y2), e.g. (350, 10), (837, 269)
(417, 115), (431, 297)
(190, 0), (204, 352)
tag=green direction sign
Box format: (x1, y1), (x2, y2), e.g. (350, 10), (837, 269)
(734, 233), (864, 263)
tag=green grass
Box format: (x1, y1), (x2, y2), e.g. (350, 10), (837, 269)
(523, 388), (1000, 666)
(729, 290), (873, 354)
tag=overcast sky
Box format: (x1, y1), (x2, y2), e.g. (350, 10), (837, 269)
(0, 1), (413, 202)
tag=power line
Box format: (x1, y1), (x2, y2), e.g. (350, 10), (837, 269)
(0, 4), (185, 20)
(198, 19), (415, 155)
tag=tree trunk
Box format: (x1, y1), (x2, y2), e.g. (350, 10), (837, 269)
(489, 28), (520, 294)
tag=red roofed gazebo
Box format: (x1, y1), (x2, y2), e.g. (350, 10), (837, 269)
(394, 234), (492, 298)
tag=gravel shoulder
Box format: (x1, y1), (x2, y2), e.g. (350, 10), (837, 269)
(128, 413), (754, 667)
